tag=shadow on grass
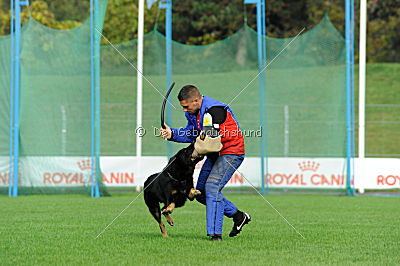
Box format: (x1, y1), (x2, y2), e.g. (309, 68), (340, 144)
(120, 231), (209, 241)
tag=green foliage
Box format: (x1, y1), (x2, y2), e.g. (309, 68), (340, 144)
(0, 0), (398, 61)
(44, 0), (89, 22)
(164, 0), (248, 45)
(367, 0), (400, 62)
(0, 9), (10, 37)
(306, 0), (346, 34)
(102, 0), (159, 44)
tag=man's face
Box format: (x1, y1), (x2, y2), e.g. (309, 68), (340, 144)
(180, 97), (201, 114)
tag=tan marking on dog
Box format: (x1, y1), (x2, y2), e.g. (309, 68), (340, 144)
(163, 213), (174, 226)
(171, 190), (177, 195)
(188, 188), (201, 200)
(165, 202), (175, 213)
(159, 223), (168, 238)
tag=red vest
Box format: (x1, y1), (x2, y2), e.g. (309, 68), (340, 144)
(197, 109), (245, 155)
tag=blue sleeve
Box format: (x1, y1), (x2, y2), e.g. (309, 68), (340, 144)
(169, 112), (198, 143)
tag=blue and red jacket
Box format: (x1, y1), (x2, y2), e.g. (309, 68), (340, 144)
(169, 96), (245, 155)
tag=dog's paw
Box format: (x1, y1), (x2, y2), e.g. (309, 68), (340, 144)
(162, 212), (175, 226)
(188, 188), (201, 201)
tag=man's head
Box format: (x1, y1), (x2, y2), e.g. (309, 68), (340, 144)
(178, 85), (202, 114)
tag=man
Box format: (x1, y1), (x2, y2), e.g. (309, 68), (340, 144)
(160, 85), (251, 241)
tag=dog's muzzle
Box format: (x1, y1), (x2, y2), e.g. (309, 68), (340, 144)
(191, 149), (204, 161)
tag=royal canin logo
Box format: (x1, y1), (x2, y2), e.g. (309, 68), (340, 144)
(266, 160), (346, 187)
(42, 159), (134, 185)
(298, 161), (320, 172)
(77, 159), (91, 171)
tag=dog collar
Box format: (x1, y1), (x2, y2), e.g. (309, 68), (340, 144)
(165, 171), (186, 185)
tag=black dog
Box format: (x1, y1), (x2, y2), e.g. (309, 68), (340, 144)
(144, 142), (203, 238)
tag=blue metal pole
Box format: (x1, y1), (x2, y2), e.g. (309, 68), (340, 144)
(350, 0), (356, 190)
(159, 0), (173, 158)
(94, 0), (101, 198)
(90, 0), (101, 197)
(90, 0), (96, 197)
(261, 0), (268, 195)
(261, 0), (266, 61)
(8, 0), (15, 197)
(345, 0), (355, 196)
(244, 0), (267, 194)
(257, 0), (266, 195)
(11, 0), (22, 197)
(258, 0), (267, 195)
(166, 0), (173, 158)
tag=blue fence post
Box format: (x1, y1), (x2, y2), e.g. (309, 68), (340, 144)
(9, 0), (28, 197)
(11, 0), (21, 197)
(90, 0), (101, 197)
(159, 0), (173, 158)
(94, 0), (101, 198)
(244, 0), (268, 194)
(345, 0), (355, 196)
(260, 0), (268, 195)
(350, 0), (356, 192)
(90, 0), (95, 197)
(9, 0), (15, 197)
(12, 0), (20, 197)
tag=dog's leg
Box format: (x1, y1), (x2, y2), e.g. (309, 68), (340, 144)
(187, 188), (202, 201)
(163, 212), (174, 226)
(159, 223), (168, 238)
(162, 202), (175, 215)
(147, 203), (168, 238)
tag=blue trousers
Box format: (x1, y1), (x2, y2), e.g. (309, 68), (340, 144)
(196, 154), (245, 235)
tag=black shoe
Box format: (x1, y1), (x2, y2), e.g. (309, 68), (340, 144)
(209, 235), (222, 241)
(229, 211), (251, 237)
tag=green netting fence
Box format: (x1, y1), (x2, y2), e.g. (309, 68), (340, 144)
(102, 16), (346, 157)
(0, 1), (347, 194)
(1, 0), (109, 194)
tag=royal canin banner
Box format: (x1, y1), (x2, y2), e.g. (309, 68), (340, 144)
(0, 157), (399, 190)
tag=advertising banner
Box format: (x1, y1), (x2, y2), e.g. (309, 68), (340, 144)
(0, 157), (398, 190)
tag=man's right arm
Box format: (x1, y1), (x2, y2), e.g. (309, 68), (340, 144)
(169, 113), (198, 143)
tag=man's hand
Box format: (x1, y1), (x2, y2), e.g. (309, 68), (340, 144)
(160, 123), (172, 140)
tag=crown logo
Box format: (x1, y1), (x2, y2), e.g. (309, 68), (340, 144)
(298, 161), (320, 172)
(77, 159), (92, 171)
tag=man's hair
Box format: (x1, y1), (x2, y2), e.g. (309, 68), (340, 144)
(178, 85), (201, 101)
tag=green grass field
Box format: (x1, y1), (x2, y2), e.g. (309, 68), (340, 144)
(1, 193), (399, 265)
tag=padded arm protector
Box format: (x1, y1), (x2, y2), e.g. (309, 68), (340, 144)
(191, 106), (226, 157)
(194, 133), (223, 155)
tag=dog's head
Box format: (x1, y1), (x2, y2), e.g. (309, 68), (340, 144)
(174, 142), (204, 166)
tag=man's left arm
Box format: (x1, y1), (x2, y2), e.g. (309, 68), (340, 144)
(193, 107), (227, 156)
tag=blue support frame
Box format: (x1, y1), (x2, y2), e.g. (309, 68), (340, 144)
(159, 0), (173, 158)
(345, 0), (355, 196)
(11, 0), (20, 197)
(244, 0), (268, 194)
(90, 0), (101, 197)
(9, 0), (15, 197)
(9, 0), (102, 197)
(9, 0), (29, 197)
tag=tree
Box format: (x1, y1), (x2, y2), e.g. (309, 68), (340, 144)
(0, 0), (398, 62)
(367, 0), (400, 62)
(102, 0), (159, 44)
